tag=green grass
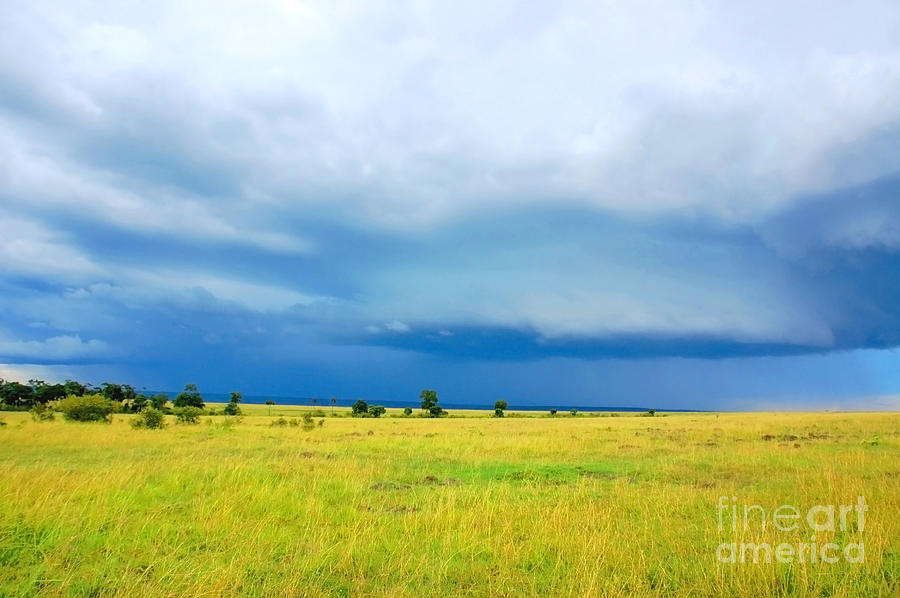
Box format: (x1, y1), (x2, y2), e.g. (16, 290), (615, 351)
(0, 411), (897, 596)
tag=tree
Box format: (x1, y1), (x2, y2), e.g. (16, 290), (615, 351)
(311, 397), (318, 408)
(570, 409), (578, 416)
(403, 407), (413, 416)
(0, 381), (34, 409)
(173, 383), (204, 408)
(428, 404), (445, 418)
(420, 389), (438, 411)
(265, 399), (275, 416)
(494, 399), (507, 418)
(549, 409), (558, 416)
(224, 391), (242, 416)
(101, 383), (125, 403)
(34, 383), (66, 404)
(351, 399), (369, 416)
(647, 409), (656, 417)
(329, 396), (337, 412)
(132, 393), (149, 412)
(63, 379), (87, 396)
(368, 405), (386, 418)
(149, 393), (169, 410)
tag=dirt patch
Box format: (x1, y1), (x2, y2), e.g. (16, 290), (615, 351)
(423, 475), (462, 486)
(370, 481), (412, 491)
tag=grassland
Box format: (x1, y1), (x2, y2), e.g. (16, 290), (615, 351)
(0, 409), (897, 597)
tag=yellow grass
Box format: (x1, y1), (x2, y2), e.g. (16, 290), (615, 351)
(0, 410), (897, 596)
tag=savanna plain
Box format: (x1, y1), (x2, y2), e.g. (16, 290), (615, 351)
(0, 407), (897, 597)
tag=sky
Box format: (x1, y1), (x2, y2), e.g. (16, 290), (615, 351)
(1, 1), (899, 410)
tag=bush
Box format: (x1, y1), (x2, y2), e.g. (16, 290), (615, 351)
(570, 409), (578, 416)
(403, 407), (413, 416)
(368, 405), (386, 418)
(351, 400), (369, 416)
(174, 406), (203, 424)
(30, 403), (55, 422)
(132, 408), (166, 429)
(271, 417), (289, 427)
(223, 401), (242, 416)
(549, 409), (557, 416)
(302, 413), (315, 430)
(56, 394), (115, 422)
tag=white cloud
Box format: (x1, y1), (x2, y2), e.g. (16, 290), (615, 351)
(1, 0), (898, 231)
(384, 320), (411, 333)
(0, 334), (109, 360)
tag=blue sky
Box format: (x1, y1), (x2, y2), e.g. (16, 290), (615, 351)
(1, 1), (899, 409)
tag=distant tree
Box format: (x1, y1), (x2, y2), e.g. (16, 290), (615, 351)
(224, 391), (242, 416)
(132, 393), (149, 412)
(265, 399), (275, 416)
(34, 383), (66, 404)
(403, 407), (413, 416)
(428, 405), (445, 418)
(311, 397), (318, 408)
(121, 385), (136, 402)
(101, 383), (125, 403)
(419, 389), (439, 411)
(368, 405), (386, 418)
(494, 399), (507, 418)
(352, 400), (369, 416)
(0, 381), (34, 409)
(173, 383), (204, 409)
(329, 396), (337, 412)
(570, 409), (578, 416)
(549, 409), (558, 416)
(647, 409), (656, 417)
(63, 379), (87, 396)
(149, 393), (169, 410)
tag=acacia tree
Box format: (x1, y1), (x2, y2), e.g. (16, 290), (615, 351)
(420, 389), (438, 411)
(224, 391), (242, 415)
(173, 383), (204, 408)
(494, 399), (507, 418)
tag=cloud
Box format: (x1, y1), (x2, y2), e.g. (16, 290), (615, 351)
(0, 333), (110, 362)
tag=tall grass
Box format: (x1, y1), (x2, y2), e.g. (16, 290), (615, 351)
(0, 411), (897, 596)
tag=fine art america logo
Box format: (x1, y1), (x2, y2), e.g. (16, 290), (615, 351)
(716, 496), (867, 564)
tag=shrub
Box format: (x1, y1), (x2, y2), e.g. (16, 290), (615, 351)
(30, 403), (55, 422)
(351, 400), (369, 416)
(223, 401), (242, 416)
(149, 393), (169, 410)
(302, 413), (315, 430)
(647, 409), (656, 417)
(494, 408), (504, 418)
(428, 405), (446, 418)
(271, 417), (289, 427)
(368, 405), (386, 418)
(56, 394), (115, 422)
(549, 409), (557, 416)
(570, 409), (578, 416)
(175, 406), (203, 424)
(132, 408), (166, 429)
(403, 407), (413, 416)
